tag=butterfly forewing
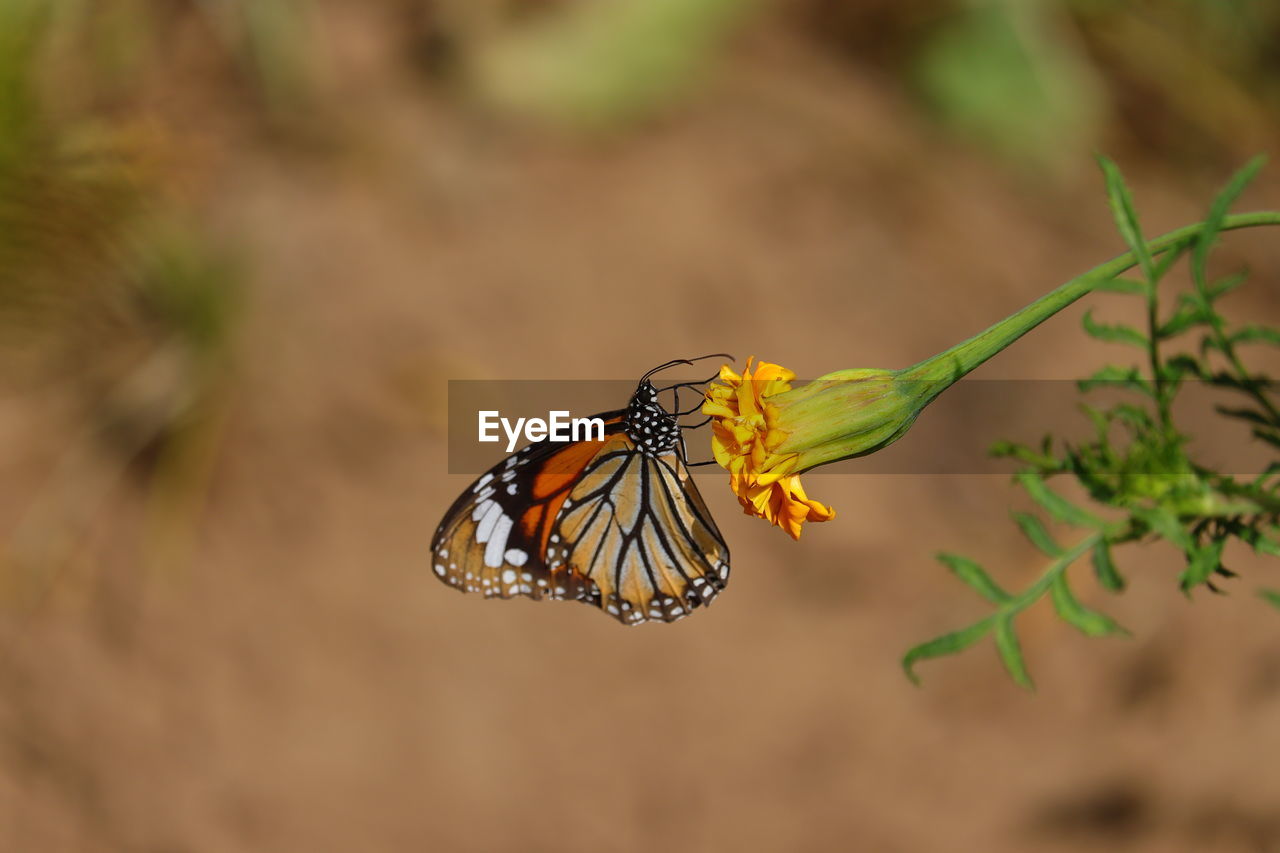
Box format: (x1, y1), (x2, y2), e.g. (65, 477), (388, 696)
(430, 413), (622, 602)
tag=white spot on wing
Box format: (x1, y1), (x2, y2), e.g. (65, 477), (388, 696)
(483, 514), (514, 568)
(474, 501), (502, 541)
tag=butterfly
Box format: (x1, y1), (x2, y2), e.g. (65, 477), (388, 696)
(431, 356), (731, 625)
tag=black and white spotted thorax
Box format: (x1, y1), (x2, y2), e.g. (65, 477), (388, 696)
(624, 381), (680, 455)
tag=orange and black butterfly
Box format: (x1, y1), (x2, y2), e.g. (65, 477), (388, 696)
(431, 356), (731, 625)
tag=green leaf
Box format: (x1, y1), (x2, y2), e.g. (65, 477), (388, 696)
(1110, 403), (1154, 430)
(1180, 539), (1226, 593)
(1162, 354), (1205, 381)
(1017, 472), (1104, 528)
(1192, 157), (1265, 293)
(1152, 243), (1189, 282)
(1092, 539), (1125, 591)
(1159, 303), (1209, 337)
(1050, 574), (1129, 637)
(1131, 505), (1194, 551)
(1251, 462), (1280, 487)
(1012, 512), (1064, 556)
(1078, 403), (1111, 436)
(1096, 155), (1156, 285)
(1216, 406), (1276, 428)
(994, 616), (1034, 690)
(937, 552), (1010, 604)
(1229, 326), (1280, 346)
(902, 618), (995, 685)
(1242, 526), (1280, 557)
(1082, 309), (1149, 348)
(990, 439), (1058, 468)
(1260, 589), (1280, 611)
(1079, 365), (1152, 397)
(1206, 272), (1248, 301)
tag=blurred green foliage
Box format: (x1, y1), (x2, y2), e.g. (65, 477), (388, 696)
(475, 0), (757, 127)
(0, 2), (244, 594)
(914, 0), (1104, 170)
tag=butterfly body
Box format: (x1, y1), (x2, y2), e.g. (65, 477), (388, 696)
(431, 377), (730, 625)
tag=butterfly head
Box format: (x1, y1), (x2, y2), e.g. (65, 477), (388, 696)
(625, 379), (679, 455)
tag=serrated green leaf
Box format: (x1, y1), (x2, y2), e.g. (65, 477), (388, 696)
(1096, 155), (1156, 285)
(1012, 512), (1064, 556)
(1216, 406), (1275, 427)
(1050, 574), (1130, 637)
(1260, 589), (1280, 611)
(1244, 526), (1280, 557)
(990, 440), (1058, 468)
(1192, 157), (1265, 293)
(1251, 461), (1280, 487)
(993, 616), (1034, 690)
(1110, 403), (1154, 430)
(1229, 326), (1280, 346)
(937, 552), (1010, 604)
(1255, 429), (1280, 452)
(1207, 272), (1248, 301)
(1078, 403), (1110, 435)
(1180, 539), (1226, 593)
(1131, 505), (1194, 551)
(1203, 369), (1273, 392)
(1152, 243), (1189, 281)
(1159, 304), (1209, 338)
(1079, 365), (1152, 397)
(1092, 539), (1125, 591)
(1162, 354), (1205, 381)
(902, 618), (995, 685)
(1082, 309), (1149, 347)
(1016, 472), (1104, 528)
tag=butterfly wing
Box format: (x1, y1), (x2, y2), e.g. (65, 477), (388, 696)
(552, 441), (729, 623)
(431, 421), (730, 625)
(430, 411), (625, 603)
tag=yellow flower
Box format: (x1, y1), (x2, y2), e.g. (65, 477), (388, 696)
(701, 357), (836, 539)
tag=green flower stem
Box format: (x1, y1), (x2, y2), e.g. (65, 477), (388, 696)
(901, 211), (1280, 400)
(773, 212), (1280, 474)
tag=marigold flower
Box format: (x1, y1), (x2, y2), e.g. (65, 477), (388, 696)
(701, 356), (955, 539)
(701, 358), (836, 539)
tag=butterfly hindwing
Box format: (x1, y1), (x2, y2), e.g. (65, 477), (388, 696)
(553, 442), (729, 623)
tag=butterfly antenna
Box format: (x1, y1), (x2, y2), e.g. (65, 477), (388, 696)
(655, 371), (722, 395)
(640, 352), (733, 384)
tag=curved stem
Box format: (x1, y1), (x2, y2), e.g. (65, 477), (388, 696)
(900, 211), (1280, 399)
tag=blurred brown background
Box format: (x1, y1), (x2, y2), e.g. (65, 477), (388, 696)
(2, 1), (1280, 850)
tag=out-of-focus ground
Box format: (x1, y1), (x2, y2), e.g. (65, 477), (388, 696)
(2, 2), (1280, 850)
